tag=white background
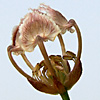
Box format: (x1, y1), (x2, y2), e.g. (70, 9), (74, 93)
(0, 0), (100, 100)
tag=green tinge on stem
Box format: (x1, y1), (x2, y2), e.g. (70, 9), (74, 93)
(60, 91), (70, 100)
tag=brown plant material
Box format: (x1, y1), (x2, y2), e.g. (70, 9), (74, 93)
(7, 3), (82, 95)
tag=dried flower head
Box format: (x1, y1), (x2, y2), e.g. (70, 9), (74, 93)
(7, 3), (82, 99)
(12, 9), (61, 55)
(39, 4), (75, 34)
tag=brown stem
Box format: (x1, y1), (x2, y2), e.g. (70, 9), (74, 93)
(58, 34), (66, 55)
(36, 36), (56, 77)
(21, 54), (34, 71)
(68, 19), (82, 60)
(7, 46), (32, 79)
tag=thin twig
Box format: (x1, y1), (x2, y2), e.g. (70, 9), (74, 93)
(21, 53), (34, 71)
(7, 46), (32, 79)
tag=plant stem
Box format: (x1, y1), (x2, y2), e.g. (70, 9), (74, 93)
(60, 91), (70, 100)
(21, 53), (34, 71)
(58, 34), (66, 55)
(37, 36), (56, 77)
(7, 45), (32, 79)
(68, 19), (82, 60)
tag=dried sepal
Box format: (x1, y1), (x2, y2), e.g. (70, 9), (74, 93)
(64, 59), (82, 90)
(28, 78), (58, 94)
(28, 77), (66, 94)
